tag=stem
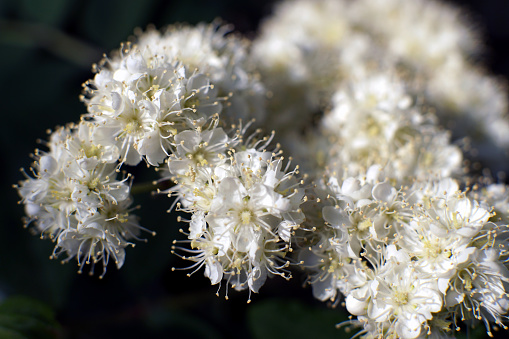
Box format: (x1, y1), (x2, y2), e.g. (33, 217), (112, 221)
(0, 19), (102, 68)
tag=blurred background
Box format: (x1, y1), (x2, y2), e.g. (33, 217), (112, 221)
(1, 0), (509, 338)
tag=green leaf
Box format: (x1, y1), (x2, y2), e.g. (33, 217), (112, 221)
(0, 315), (55, 339)
(0, 327), (29, 339)
(248, 299), (350, 339)
(0, 296), (61, 339)
(0, 296), (57, 325)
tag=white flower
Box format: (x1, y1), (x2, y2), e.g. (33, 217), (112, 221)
(56, 198), (141, 276)
(168, 127), (230, 176)
(17, 125), (147, 276)
(472, 183), (509, 225)
(322, 72), (462, 184)
(367, 246), (442, 338)
(428, 193), (491, 239)
(445, 247), (509, 335)
(170, 142), (305, 294)
(65, 122), (119, 170)
(425, 59), (509, 162)
(251, 0), (351, 132)
(86, 53), (224, 166)
(135, 23), (266, 123)
(351, 0), (479, 71)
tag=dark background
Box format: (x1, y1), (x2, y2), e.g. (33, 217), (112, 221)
(1, 0), (509, 338)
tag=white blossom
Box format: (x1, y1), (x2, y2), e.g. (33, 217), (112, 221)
(17, 124), (147, 276)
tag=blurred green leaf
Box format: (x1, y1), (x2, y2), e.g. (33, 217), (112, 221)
(248, 299), (349, 339)
(0, 327), (28, 339)
(0, 296), (57, 324)
(0, 296), (61, 339)
(0, 20), (101, 68)
(19, 0), (71, 26)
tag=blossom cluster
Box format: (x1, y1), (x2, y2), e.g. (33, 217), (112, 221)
(15, 0), (509, 338)
(81, 23), (264, 166)
(251, 0), (509, 337)
(16, 122), (142, 277)
(18, 23), (306, 294)
(253, 0), (509, 172)
(169, 129), (305, 297)
(287, 66), (509, 337)
(321, 73), (462, 181)
(303, 167), (509, 338)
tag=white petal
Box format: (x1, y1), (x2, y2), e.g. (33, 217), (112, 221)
(323, 206), (350, 227)
(312, 274), (336, 302)
(204, 259), (223, 285)
(248, 265), (267, 293)
(372, 182), (395, 202)
(395, 316), (422, 339)
(345, 293), (368, 316)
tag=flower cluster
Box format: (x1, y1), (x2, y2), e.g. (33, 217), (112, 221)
(253, 0), (509, 172)
(302, 167), (509, 338)
(16, 122), (144, 277)
(322, 73), (462, 182)
(18, 22), (305, 294)
(169, 129), (305, 297)
(250, 1), (509, 336)
(81, 23), (265, 167)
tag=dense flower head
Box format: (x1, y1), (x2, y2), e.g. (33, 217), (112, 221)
(349, 0), (479, 71)
(298, 163), (509, 337)
(82, 23), (266, 166)
(168, 126), (306, 297)
(321, 73), (462, 184)
(135, 23), (266, 123)
(253, 0), (509, 173)
(83, 53), (223, 166)
(16, 123), (148, 277)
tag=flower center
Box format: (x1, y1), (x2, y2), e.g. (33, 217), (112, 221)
(422, 239), (443, 260)
(184, 94), (201, 111)
(393, 290), (409, 305)
(358, 218), (372, 232)
(146, 84), (160, 100)
(240, 209), (253, 225)
(125, 118), (143, 135)
(450, 211), (464, 229)
(87, 177), (101, 191)
(365, 116), (381, 136)
(82, 142), (102, 158)
(459, 270), (473, 291)
(189, 148), (209, 166)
